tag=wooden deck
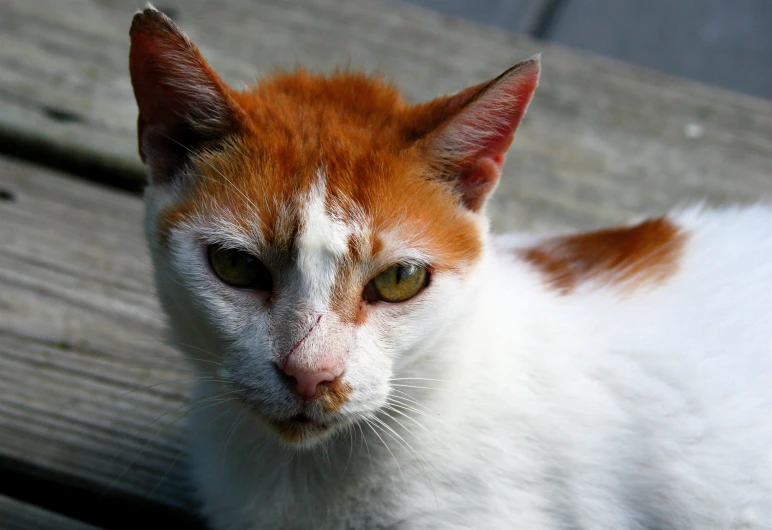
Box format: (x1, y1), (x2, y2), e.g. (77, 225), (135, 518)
(0, 0), (770, 527)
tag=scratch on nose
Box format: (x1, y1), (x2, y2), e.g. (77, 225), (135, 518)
(281, 314), (323, 368)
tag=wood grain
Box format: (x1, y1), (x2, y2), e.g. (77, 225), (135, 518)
(0, 0), (769, 233)
(0, 494), (101, 530)
(0, 156), (198, 514)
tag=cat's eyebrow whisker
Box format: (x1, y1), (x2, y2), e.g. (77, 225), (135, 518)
(146, 126), (263, 222)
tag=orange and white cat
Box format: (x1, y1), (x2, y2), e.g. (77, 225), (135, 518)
(130, 7), (772, 530)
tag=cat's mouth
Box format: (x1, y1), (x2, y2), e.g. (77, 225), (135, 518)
(268, 413), (332, 441)
(229, 382), (347, 445)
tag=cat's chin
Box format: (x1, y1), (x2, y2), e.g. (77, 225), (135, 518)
(264, 414), (340, 448)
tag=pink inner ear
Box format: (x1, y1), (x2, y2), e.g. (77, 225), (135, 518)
(457, 156), (505, 212)
(130, 27), (229, 136)
(129, 9), (242, 182)
(130, 36), (185, 154)
(427, 58), (540, 212)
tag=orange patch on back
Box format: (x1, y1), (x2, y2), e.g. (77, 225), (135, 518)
(517, 218), (688, 295)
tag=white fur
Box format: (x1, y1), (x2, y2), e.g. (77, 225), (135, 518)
(296, 171), (351, 309)
(146, 185), (772, 529)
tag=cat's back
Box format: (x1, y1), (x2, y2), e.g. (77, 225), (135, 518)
(482, 205), (772, 527)
(493, 205), (772, 379)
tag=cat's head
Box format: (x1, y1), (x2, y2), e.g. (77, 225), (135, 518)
(130, 7), (539, 448)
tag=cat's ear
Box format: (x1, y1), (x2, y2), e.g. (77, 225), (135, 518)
(129, 7), (245, 184)
(416, 58), (540, 212)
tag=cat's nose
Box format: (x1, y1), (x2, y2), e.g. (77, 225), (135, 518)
(279, 363), (340, 400)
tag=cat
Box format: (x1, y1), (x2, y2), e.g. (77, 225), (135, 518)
(130, 6), (772, 529)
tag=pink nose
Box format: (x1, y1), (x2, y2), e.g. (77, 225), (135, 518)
(280, 364), (339, 399)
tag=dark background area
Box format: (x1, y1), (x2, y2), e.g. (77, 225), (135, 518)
(393, 0), (772, 100)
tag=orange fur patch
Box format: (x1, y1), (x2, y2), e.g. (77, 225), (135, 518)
(158, 70), (485, 323)
(517, 218), (687, 295)
(162, 71), (483, 263)
(319, 379), (353, 413)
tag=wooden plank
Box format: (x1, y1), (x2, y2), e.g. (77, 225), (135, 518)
(0, 157), (200, 517)
(0, 494), (101, 530)
(0, 0), (769, 233)
(547, 0), (772, 99)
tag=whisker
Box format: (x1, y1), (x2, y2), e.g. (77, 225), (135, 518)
(371, 415), (433, 478)
(376, 411), (443, 492)
(388, 389), (438, 414)
(364, 417), (405, 486)
(343, 424), (355, 474)
(119, 375), (229, 397)
(389, 378), (452, 383)
(386, 399), (447, 427)
(168, 341), (225, 366)
(382, 404), (434, 437)
(104, 392), (238, 494)
(390, 384), (452, 392)
(382, 405), (453, 458)
(356, 421), (372, 466)
(150, 404), (233, 495)
(222, 407), (247, 461)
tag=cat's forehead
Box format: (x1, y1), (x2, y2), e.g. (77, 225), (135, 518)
(161, 73), (485, 269)
(178, 143), (480, 269)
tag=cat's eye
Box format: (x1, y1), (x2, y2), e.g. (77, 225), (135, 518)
(207, 244), (272, 291)
(364, 264), (429, 303)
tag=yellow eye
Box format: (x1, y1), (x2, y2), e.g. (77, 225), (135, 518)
(365, 264), (429, 303)
(207, 244), (272, 291)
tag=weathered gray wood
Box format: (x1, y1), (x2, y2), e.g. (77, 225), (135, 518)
(547, 0), (772, 99)
(0, 156), (197, 512)
(0, 0), (769, 234)
(0, 494), (101, 530)
(389, 0), (551, 34)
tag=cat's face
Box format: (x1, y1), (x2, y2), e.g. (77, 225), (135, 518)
(131, 8), (538, 447)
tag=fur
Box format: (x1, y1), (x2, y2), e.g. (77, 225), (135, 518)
(131, 7), (772, 529)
